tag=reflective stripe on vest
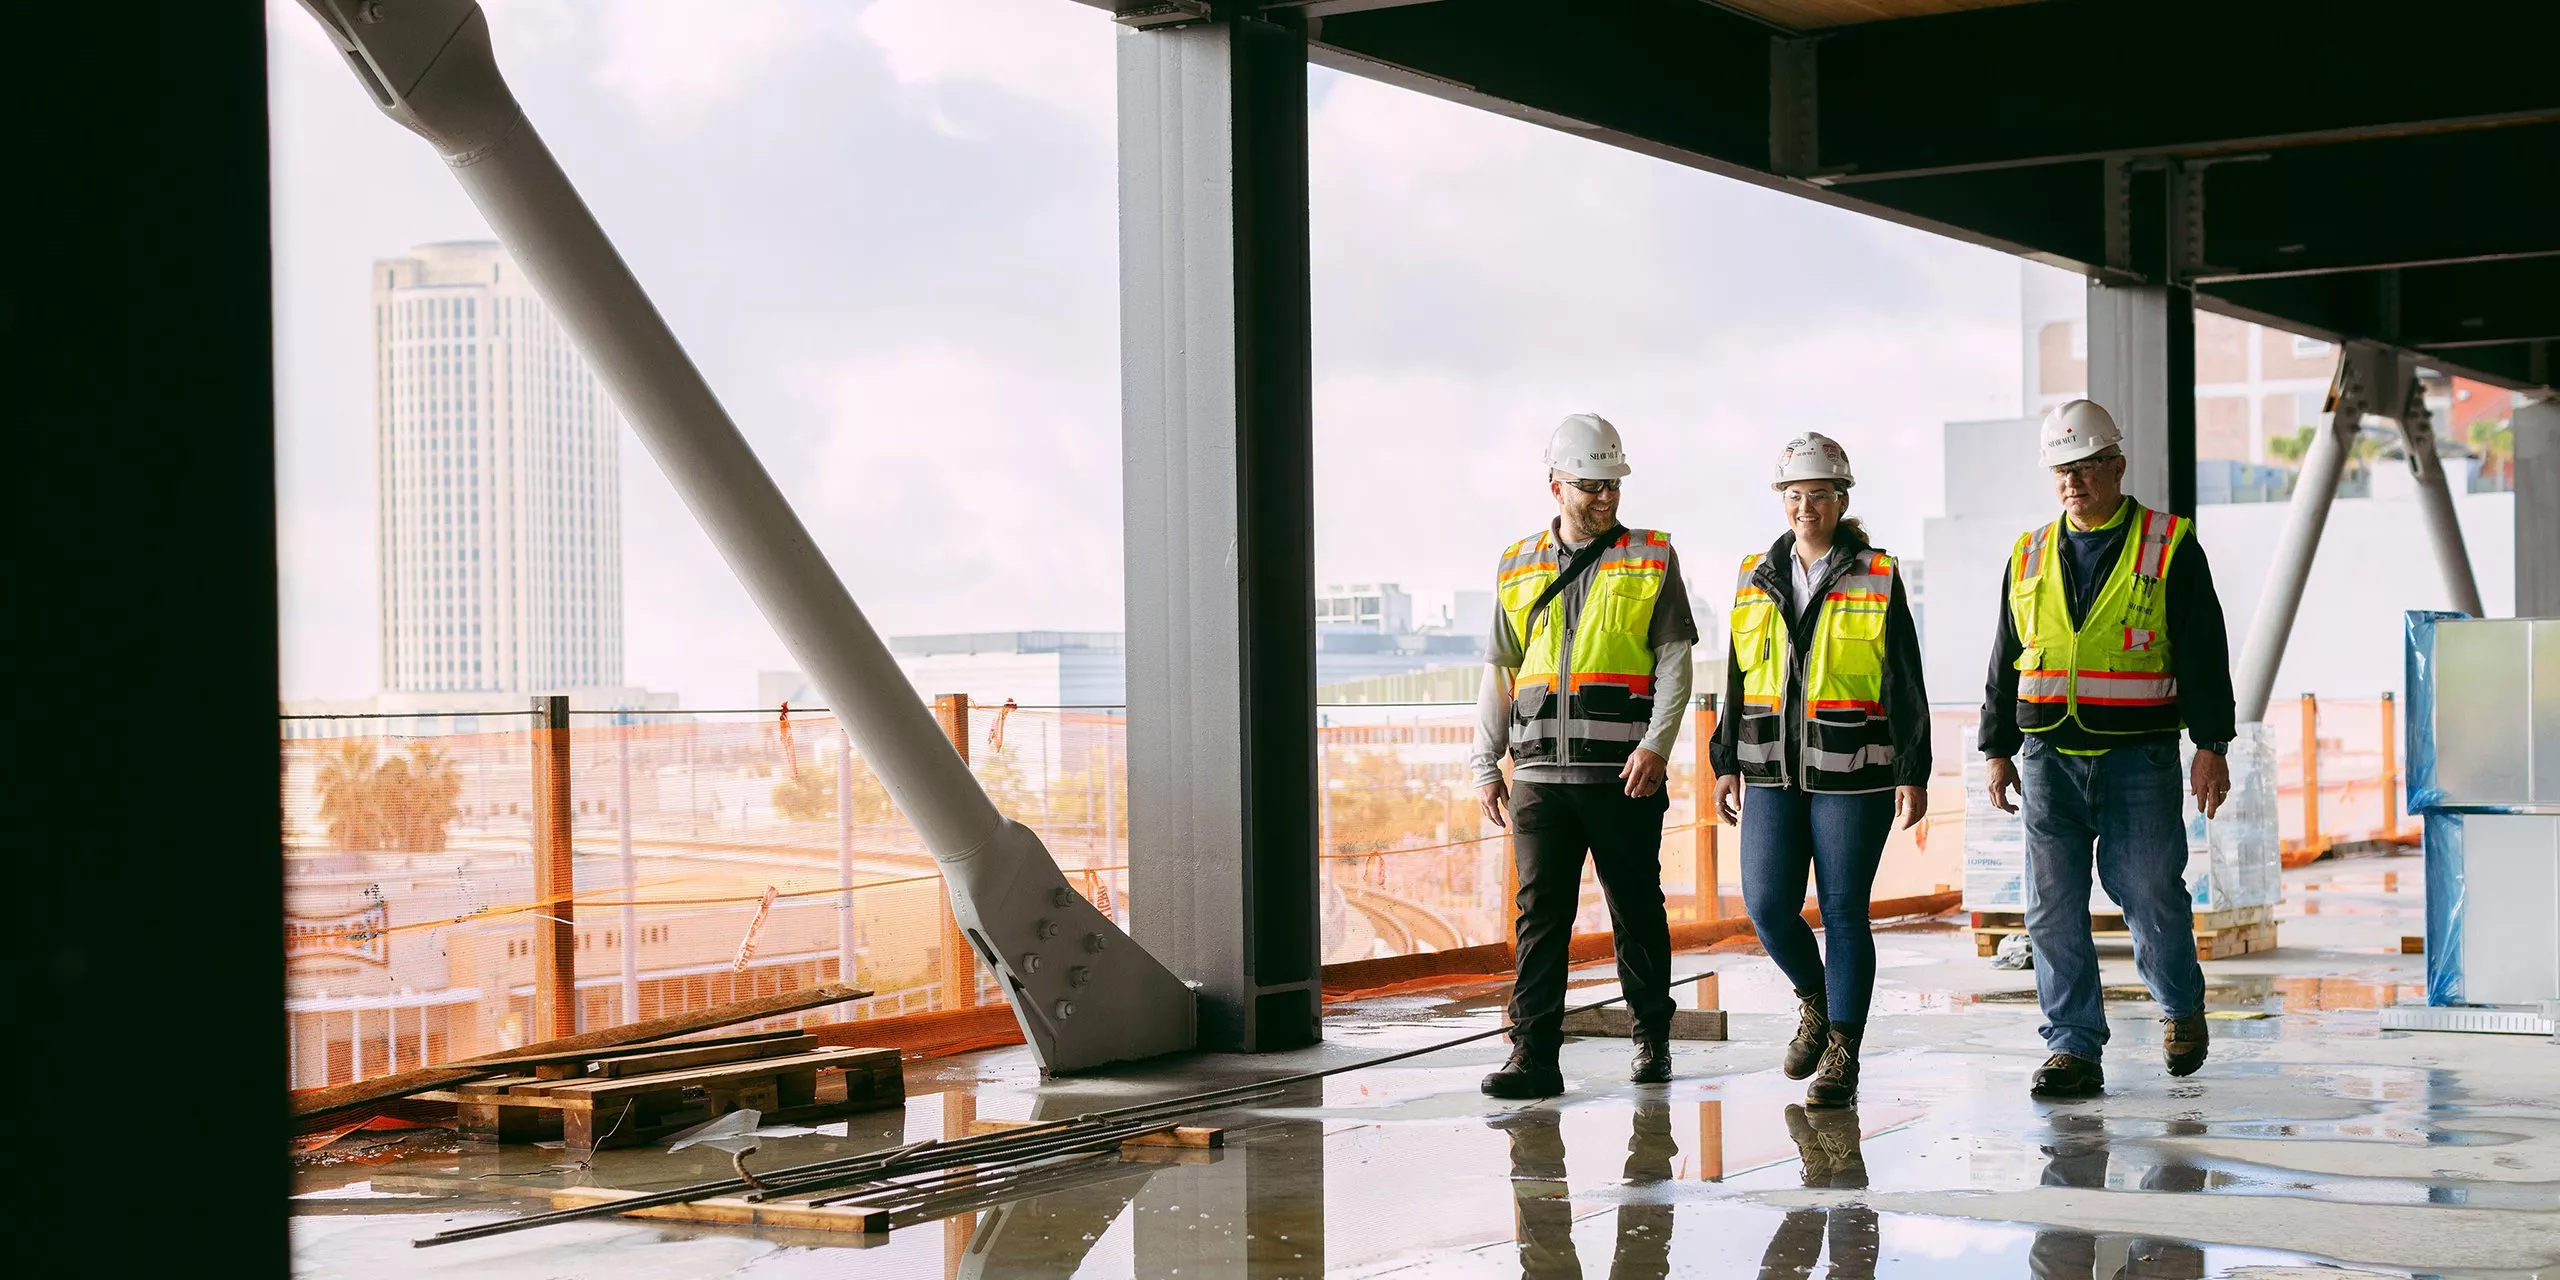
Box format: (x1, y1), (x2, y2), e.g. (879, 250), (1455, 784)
(1498, 527), (1670, 767)
(1727, 547), (1900, 793)
(2008, 501), (2189, 737)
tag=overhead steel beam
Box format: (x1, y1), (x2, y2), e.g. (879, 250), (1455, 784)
(1811, 0), (2560, 183)
(2184, 125), (2560, 282)
(2202, 258), (2560, 355)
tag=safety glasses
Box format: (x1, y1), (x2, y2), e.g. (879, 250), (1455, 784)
(1558, 478), (1621, 494)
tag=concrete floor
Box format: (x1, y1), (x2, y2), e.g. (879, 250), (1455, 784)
(291, 853), (2560, 1278)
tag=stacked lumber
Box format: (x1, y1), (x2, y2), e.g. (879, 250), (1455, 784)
(416, 1032), (903, 1150)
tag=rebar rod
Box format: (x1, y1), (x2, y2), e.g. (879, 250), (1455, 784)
(798, 1106), (1277, 1208)
(415, 972), (1712, 1247)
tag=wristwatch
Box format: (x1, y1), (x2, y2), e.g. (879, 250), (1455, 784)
(2197, 741), (2230, 756)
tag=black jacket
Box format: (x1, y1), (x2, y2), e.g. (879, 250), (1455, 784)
(1709, 526), (1932, 788)
(1977, 507), (2238, 757)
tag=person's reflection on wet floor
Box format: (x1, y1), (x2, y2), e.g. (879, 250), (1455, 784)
(1758, 1105), (1878, 1280)
(1491, 1103), (1679, 1280)
(2031, 1112), (2207, 1277)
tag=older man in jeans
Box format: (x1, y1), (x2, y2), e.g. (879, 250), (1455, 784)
(1981, 400), (2237, 1099)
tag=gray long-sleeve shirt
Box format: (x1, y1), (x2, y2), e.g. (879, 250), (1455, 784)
(1469, 522), (1698, 787)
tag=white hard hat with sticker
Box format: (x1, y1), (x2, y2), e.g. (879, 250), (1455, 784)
(2038, 399), (2126, 467)
(1545, 413), (1632, 479)
(1771, 431), (1855, 490)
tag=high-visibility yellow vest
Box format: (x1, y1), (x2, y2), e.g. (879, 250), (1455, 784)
(1496, 527), (1670, 767)
(1727, 548), (1899, 793)
(2007, 500), (2189, 738)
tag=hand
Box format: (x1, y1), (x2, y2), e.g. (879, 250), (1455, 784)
(1895, 784), (1928, 831)
(1478, 777), (1510, 830)
(1713, 773), (1742, 826)
(2191, 749), (2230, 819)
(1620, 748), (1667, 798)
(1986, 756), (2020, 814)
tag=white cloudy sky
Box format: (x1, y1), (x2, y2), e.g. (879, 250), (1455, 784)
(270, 0), (2025, 706)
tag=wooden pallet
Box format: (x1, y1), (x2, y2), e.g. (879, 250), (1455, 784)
(419, 1041), (904, 1150)
(1969, 904), (2278, 961)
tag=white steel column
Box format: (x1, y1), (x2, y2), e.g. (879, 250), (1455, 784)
(2235, 343), (2400, 723)
(1120, 11), (1323, 1052)
(2392, 380), (2486, 618)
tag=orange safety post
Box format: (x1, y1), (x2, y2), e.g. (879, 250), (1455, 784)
(1694, 698), (1720, 921)
(932, 693), (980, 1010)
(2379, 692), (2398, 839)
(942, 1090), (979, 1278)
(1697, 1099), (1725, 1182)
(530, 694), (579, 1040)
(2299, 693), (2322, 856)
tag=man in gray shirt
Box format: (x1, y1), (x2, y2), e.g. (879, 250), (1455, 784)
(1471, 414), (1698, 1098)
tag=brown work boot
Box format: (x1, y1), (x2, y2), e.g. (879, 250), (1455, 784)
(2031, 1053), (2105, 1099)
(1805, 1025), (1862, 1108)
(1784, 987), (1830, 1080)
(2163, 1013), (2210, 1077)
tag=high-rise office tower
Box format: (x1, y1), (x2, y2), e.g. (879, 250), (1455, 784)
(374, 241), (622, 695)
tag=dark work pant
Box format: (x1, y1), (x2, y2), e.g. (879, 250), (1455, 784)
(1507, 780), (1674, 1047)
(1739, 784), (1894, 1026)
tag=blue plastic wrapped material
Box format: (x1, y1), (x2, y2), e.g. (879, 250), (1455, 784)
(2403, 609), (2465, 815)
(2424, 812), (2466, 1005)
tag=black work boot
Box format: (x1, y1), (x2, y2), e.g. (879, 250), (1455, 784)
(1804, 1025), (1862, 1109)
(1630, 1030), (1672, 1084)
(1481, 1041), (1564, 1099)
(1784, 987), (1830, 1080)
(2163, 1013), (2210, 1077)
(2030, 1053), (2105, 1099)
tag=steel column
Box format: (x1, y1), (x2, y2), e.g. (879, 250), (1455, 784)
(2086, 280), (2199, 516)
(2393, 383), (2486, 616)
(2234, 343), (2399, 723)
(2517, 397), (2560, 617)
(1119, 13), (1323, 1052)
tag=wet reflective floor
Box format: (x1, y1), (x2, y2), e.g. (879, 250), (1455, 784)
(291, 854), (2560, 1277)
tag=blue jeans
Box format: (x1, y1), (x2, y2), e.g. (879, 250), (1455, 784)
(2018, 736), (2206, 1059)
(1740, 785), (1893, 1026)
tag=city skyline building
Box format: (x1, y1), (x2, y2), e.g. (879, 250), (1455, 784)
(373, 241), (623, 697)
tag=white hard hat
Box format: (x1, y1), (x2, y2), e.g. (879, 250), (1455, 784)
(1544, 413), (1631, 480)
(2038, 399), (2126, 467)
(1771, 432), (1855, 490)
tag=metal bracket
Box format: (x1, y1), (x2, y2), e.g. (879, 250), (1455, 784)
(2101, 158), (2134, 276)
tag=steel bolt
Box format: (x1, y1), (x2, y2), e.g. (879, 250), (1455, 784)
(1053, 999), (1076, 1019)
(1035, 918), (1060, 940)
(1020, 953), (1043, 974)
(1051, 886), (1075, 909)
(1083, 932), (1107, 953)
(1068, 966), (1091, 987)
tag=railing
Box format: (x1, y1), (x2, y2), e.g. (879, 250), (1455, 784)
(277, 690), (2396, 1086)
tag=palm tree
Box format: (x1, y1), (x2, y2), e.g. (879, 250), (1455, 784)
(315, 740), (389, 850)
